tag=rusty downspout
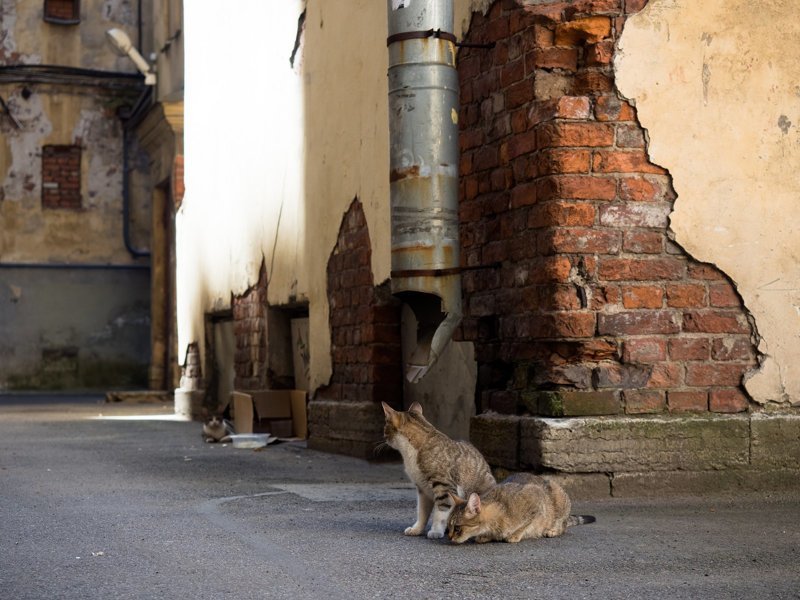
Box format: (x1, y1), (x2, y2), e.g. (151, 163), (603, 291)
(387, 0), (462, 383)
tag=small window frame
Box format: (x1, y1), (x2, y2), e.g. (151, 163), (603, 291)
(43, 0), (80, 25)
(41, 144), (82, 210)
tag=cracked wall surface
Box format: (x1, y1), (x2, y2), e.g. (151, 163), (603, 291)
(616, 0), (800, 406)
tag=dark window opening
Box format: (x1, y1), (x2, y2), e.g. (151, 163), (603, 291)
(44, 0), (80, 24)
(42, 145), (82, 209)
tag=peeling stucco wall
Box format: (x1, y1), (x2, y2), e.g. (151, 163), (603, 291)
(179, 0), (482, 396)
(0, 0), (151, 389)
(616, 0), (800, 405)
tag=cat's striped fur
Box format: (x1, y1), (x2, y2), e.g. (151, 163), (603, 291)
(447, 472), (596, 544)
(382, 401), (496, 539)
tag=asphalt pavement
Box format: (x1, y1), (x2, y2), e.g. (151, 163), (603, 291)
(1, 394), (798, 599)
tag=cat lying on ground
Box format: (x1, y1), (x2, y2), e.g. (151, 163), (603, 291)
(447, 472), (596, 544)
(381, 401), (496, 539)
(202, 415), (234, 443)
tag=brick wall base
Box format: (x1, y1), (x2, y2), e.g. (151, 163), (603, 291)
(473, 412), (800, 498)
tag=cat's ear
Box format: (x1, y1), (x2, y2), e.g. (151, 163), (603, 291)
(467, 493), (482, 516)
(381, 402), (396, 419)
(449, 492), (466, 506)
(408, 402), (423, 416)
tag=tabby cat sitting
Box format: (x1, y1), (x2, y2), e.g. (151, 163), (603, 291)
(447, 472), (596, 544)
(381, 401), (496, 539)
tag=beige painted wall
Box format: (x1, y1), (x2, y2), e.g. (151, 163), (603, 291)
(179, 0), (483, 393)
(616, 0), (800, 406)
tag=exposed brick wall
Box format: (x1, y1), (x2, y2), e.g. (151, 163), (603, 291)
(41, 145), (81, 208)
(457, 0), (757, 417)
(232, 262), (268, 390)
(318, 198), (403, 407)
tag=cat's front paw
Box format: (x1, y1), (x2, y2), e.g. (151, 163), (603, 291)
(426, 529), (445, 540)
(404, 526), (424, 536)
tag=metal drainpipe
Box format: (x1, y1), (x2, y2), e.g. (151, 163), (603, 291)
(387, 0), (462, 383)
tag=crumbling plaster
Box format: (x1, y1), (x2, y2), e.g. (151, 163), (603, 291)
(616, 0), (800, 406)
(0, 89), (130, 262)
(179, 0), (489, 394)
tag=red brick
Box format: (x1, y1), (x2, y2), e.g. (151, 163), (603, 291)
(709, 388), (750, 413)
(592, 150), (667, 174)
(536, 121), (616, 148)
(618, 177), (666, 202)
(685, 363), (748, 386)
(528, 201), (596, 227)
(709, 282), (741, 307)
(599, 203), (671, 228)
(683, 311), (750, 334)
(510, 182), (538, 208)
(573, 70), (616, 95)
(527, 47), (579, 71)
(555, 96), (593, 119)
(585, 41), (614, 66)
(554, 17), (612, 45)
(667, 391), (708, 412)
(500, 58), (525, 87)
(474, 146), (500, 172)
(530, 311), (596, 338)
(597, 311), (680, 335)
(537, 174), (617, 201)
(486, 14), (510, 41)
(504, 129), (538, 161)
(624, 389), (666, 414)
(598, 257), (685, 281)
(669, 338), (710, 361)
(623, 337), (667, 362)
(711, 337), (755, 361)
(548, 285), (583, 310)
(616, 123), (647, 148)
(647, 362), (684, 388)
(688, 263), (726, 280)
(510, 10), (538, 34)
(532, 23), (555, 46)
(666, 283), (707, 308)
(460, 129), (484, 151)
(623, 231), (663, 254)
(594, 95), (637, 121)
(538, 227), (622, 254)
(506, 79), (535, 108)
(529, 97), (592, 124)
(535, 148), (592, 175)
(622, 285), (663, 309)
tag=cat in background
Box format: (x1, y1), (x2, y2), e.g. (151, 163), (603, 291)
(202, 415), (234, 443)
(381, 401), (496, 539)
(447, 472), (596, 544)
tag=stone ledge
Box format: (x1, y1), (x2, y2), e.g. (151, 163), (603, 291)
(612, 469), (800, 498)
(471, 412), (800, 484)
(526, 414), (751, 473)
(307, 399), (389, 461)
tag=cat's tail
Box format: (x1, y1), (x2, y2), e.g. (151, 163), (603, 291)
(567, 515), (596, 527)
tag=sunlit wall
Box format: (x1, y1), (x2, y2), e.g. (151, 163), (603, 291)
(179, 1), (306, 367)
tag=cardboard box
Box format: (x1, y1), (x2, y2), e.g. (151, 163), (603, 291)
(231, 390), (307, 439)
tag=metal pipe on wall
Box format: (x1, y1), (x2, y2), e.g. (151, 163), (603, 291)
(387, 0), (462, 383)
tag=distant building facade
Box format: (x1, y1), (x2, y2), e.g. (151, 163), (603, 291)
(0, 0), (183, 392)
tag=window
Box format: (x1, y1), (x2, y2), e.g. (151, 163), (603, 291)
(44, 0), (80, 24)
(42, 145), (82, 209)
